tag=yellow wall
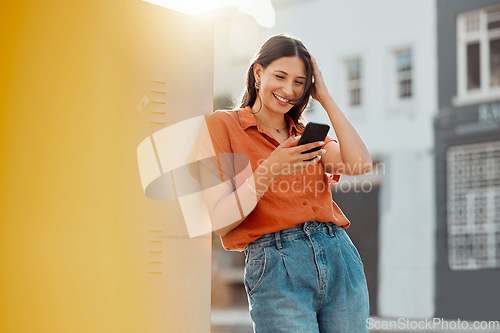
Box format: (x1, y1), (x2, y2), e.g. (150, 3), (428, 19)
(0, 1), (212, 332)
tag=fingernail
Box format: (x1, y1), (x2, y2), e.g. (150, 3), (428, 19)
(321, 149), (326, 154)
(320, 141), (324, 145)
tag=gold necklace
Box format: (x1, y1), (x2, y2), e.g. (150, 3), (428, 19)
(254, 114), (288, 133)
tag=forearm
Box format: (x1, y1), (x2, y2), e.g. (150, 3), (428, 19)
(209, 161), (276, 237)
(319, 95), (372, 174)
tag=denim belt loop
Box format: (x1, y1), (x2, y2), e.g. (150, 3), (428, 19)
(243, 246), (248, 262)
(274, 231), (283, 249)
(326, 223), (335, 238)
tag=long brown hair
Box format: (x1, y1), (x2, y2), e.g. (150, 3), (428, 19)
(240, 34), (313, 126)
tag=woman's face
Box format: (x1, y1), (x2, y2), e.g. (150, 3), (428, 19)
(254, 56), (307, 115)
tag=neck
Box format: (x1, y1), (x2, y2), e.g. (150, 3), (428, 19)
(251, 102), (287, 129)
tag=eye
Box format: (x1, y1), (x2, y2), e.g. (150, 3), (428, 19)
(295, 81), (304, 85)
(275, 75), (285, 79)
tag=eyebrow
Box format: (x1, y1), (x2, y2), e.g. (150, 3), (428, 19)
(275, 70), (306, 80)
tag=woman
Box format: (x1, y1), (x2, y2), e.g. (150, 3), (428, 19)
(197, 34), (372, 332)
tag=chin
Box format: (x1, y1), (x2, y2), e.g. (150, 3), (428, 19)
(272, 106), (292, 115)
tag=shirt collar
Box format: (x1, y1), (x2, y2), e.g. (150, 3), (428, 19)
(238, 106), (302, 136)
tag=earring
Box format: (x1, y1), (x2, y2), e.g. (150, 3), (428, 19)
(255, 81), (261, 90)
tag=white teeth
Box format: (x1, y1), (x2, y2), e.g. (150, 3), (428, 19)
(274, 94), (289, 103)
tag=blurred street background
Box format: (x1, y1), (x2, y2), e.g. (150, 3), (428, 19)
(180, 0), (500, 331)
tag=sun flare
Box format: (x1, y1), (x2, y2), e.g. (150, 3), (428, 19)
(143, 0), (275, 28)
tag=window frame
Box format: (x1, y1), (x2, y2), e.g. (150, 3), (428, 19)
(453, 4), (500, 107)
(390, 47), (414, 107)
(446, 141), (500, 270)
(343, 57), (363, 112)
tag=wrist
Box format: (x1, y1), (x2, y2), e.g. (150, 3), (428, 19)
(317, 93), (334, 107)
(257, 160), (278, 181)
(250, 163), (275, 198)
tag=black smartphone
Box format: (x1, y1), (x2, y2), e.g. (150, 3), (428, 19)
(297, 122), (330, 161)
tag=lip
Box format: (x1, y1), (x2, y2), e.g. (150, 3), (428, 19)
(273, 93), (291, 106)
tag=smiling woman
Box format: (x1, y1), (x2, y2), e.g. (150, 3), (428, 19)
(193, 34), (372, 332)
(240, 37), (314, 128)
(254, 57), (307, 109)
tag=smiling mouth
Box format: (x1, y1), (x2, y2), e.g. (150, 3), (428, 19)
(273, 93), (290, 104)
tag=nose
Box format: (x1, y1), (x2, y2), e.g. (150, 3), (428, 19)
(282, 80), (293, 97)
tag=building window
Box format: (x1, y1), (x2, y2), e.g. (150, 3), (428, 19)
(345, 59), (362, 107)
(447, 141), (500, 270)
(455, 5), (500, 105)
(491, 37), (500, 86)
(467, 42), (481, 90)
(394, 49), (413, 100)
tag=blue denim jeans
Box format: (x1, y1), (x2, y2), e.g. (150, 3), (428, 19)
(243, 220), (369, 333)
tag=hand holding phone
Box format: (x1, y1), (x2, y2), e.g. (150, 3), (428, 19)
(297, 122), (330, 161)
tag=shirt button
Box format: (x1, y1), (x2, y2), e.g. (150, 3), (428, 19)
(302, 201), (307, 205)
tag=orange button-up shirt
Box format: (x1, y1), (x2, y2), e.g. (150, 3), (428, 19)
(205, 106), (350, 251)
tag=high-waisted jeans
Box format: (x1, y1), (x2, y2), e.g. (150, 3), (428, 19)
(243, 220), (369, 333)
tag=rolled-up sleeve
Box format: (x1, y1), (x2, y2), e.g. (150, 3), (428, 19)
(322, 135), (341, 184)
